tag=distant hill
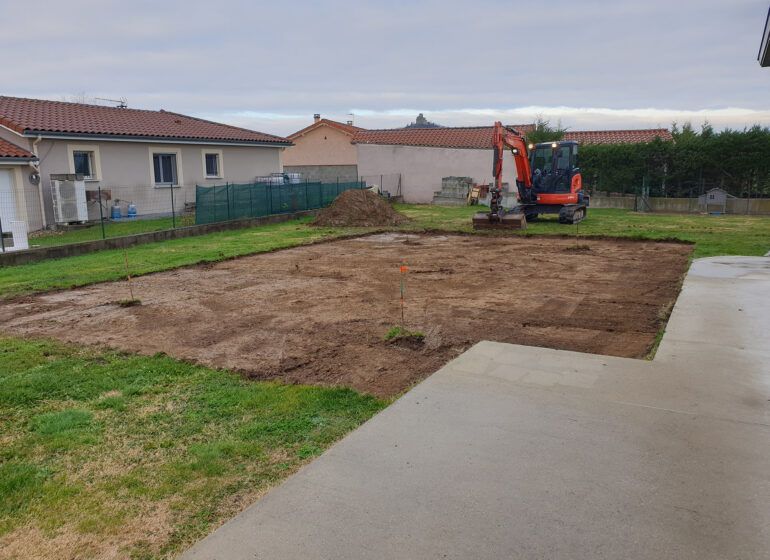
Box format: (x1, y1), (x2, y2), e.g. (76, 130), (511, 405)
(404, 113), (444, 129)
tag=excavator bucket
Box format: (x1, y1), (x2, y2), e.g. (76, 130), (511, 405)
(472, 212), (527, 230)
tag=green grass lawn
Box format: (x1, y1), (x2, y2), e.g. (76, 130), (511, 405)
(30, 217), (186, 248)
(1, 206), (768, 301)
(0, 219), (374, 300)
(1, 205), (767, 556)
(396, 204), (770, 258)
(0, 337), (385, 558)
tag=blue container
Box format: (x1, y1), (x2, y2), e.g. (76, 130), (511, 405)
(127, 203), (137, 218)
(111, 205), (122, 219)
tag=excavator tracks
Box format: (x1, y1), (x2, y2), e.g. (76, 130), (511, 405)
(558, 204), (588, 224)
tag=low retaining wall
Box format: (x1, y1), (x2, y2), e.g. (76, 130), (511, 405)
(589, 195), (770, 214)
(0, 210), (317, 267)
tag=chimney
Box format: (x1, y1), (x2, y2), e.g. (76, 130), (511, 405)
(313, 113), (321, 122)
(346, 120), (353, 126)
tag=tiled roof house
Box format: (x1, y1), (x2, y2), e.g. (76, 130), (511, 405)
(0, 96), (291, 233)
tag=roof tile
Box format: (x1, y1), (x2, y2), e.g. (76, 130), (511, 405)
(352, 125), (534, 149)
(288, 118), (363, 140)
(352, 125), (672, 148)
(0, 138), (35, 159)
(564, 129), (673, 144)
(0, 96), (291, 145)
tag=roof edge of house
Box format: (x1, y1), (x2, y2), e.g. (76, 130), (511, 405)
(352, 126), (673, 147)
(21, 130), (293, 147)
(0, 156), (37, 163)
(288, 119), (363, 140)
(158, 110), (292, 144)
(759, 6), (770, 63)
(0, 95), (292, 145)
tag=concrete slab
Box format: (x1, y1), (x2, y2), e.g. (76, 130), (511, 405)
(182, 256), (770, 560)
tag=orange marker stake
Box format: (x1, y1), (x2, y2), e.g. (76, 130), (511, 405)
(399, 261), (409, 327)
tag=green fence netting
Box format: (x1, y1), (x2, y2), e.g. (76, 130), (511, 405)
(195, 181), (365, 225)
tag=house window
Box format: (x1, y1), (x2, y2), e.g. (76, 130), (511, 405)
(153, 153), (178, 185)
(73, 151), (95, 179)
(205, 153), (220, 177)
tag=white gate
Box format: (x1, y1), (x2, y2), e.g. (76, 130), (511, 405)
(0, 169), (18, 230)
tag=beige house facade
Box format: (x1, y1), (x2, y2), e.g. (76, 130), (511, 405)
(0, 96), (291, 230)
(284, 115), (361, 182)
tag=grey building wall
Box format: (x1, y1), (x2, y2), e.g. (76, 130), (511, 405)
(356, 144), (518, 203)
(283, 165), (358, 183)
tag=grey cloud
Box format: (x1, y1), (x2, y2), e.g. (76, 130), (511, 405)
(1, 0), (769, 135)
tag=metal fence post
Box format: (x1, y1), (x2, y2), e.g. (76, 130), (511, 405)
(97, 185), (106, 239)
(0, 213), (5, 252)
(249, 182), (254, 217)
(304, 179), (309, 210)
(747, 178), (752, 215)
(170, 182), (176, 228)
(268, 182), (273, 215)
(226, 182), (231, 220)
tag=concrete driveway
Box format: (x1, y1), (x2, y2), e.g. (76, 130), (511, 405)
(182, 256), (770, 560)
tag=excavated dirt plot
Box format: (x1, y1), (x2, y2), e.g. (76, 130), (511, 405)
(0, 234), (692, 397)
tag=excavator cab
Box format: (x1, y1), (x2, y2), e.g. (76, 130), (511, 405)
(529, 141), (579, 195)
(519, 140), (588, 223)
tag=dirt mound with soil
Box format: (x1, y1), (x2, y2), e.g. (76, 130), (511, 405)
(312, 189), (408, 227)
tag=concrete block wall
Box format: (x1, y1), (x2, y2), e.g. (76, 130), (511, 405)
(432, 176), (473, 205)
(283, 165), (358, 183)
(589, 195), (770, 215)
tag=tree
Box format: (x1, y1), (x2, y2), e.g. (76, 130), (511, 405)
(525, 116), (566, 145)
(580, 123), (770, 197)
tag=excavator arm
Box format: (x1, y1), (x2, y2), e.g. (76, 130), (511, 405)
(493, 121), (532, 191)
(488, 122), (533, 218)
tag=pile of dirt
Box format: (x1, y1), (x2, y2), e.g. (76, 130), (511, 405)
(312, 189), (408, 227)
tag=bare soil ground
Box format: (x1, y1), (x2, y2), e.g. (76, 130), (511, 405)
(0, 234), (691, 397)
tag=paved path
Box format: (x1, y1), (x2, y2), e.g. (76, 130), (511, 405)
(183, 257), (770, 560)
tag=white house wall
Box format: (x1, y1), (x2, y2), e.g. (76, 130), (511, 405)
(0, 127), (44, 231)
(356, 144), (520, 203)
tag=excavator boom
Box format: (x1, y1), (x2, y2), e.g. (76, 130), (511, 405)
(473, 122), (530, 229)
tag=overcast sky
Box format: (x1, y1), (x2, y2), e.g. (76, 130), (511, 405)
(2, 0), (769, 136)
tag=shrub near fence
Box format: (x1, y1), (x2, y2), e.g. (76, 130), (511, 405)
(195, 180), (366, 225)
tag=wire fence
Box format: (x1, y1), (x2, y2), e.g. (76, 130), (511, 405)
(195, 180), (365, 225)
(361, 174), (402, 199)
(0, 176), (366, 253)
(585, 177), (770, 214)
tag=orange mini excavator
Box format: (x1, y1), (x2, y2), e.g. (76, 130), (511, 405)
(472, 122), (589, 229)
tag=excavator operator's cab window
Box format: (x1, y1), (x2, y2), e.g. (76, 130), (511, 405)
(531, 142), (577, 193)
(531, 147), (553, 174)
(555, 146), (571, 172)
